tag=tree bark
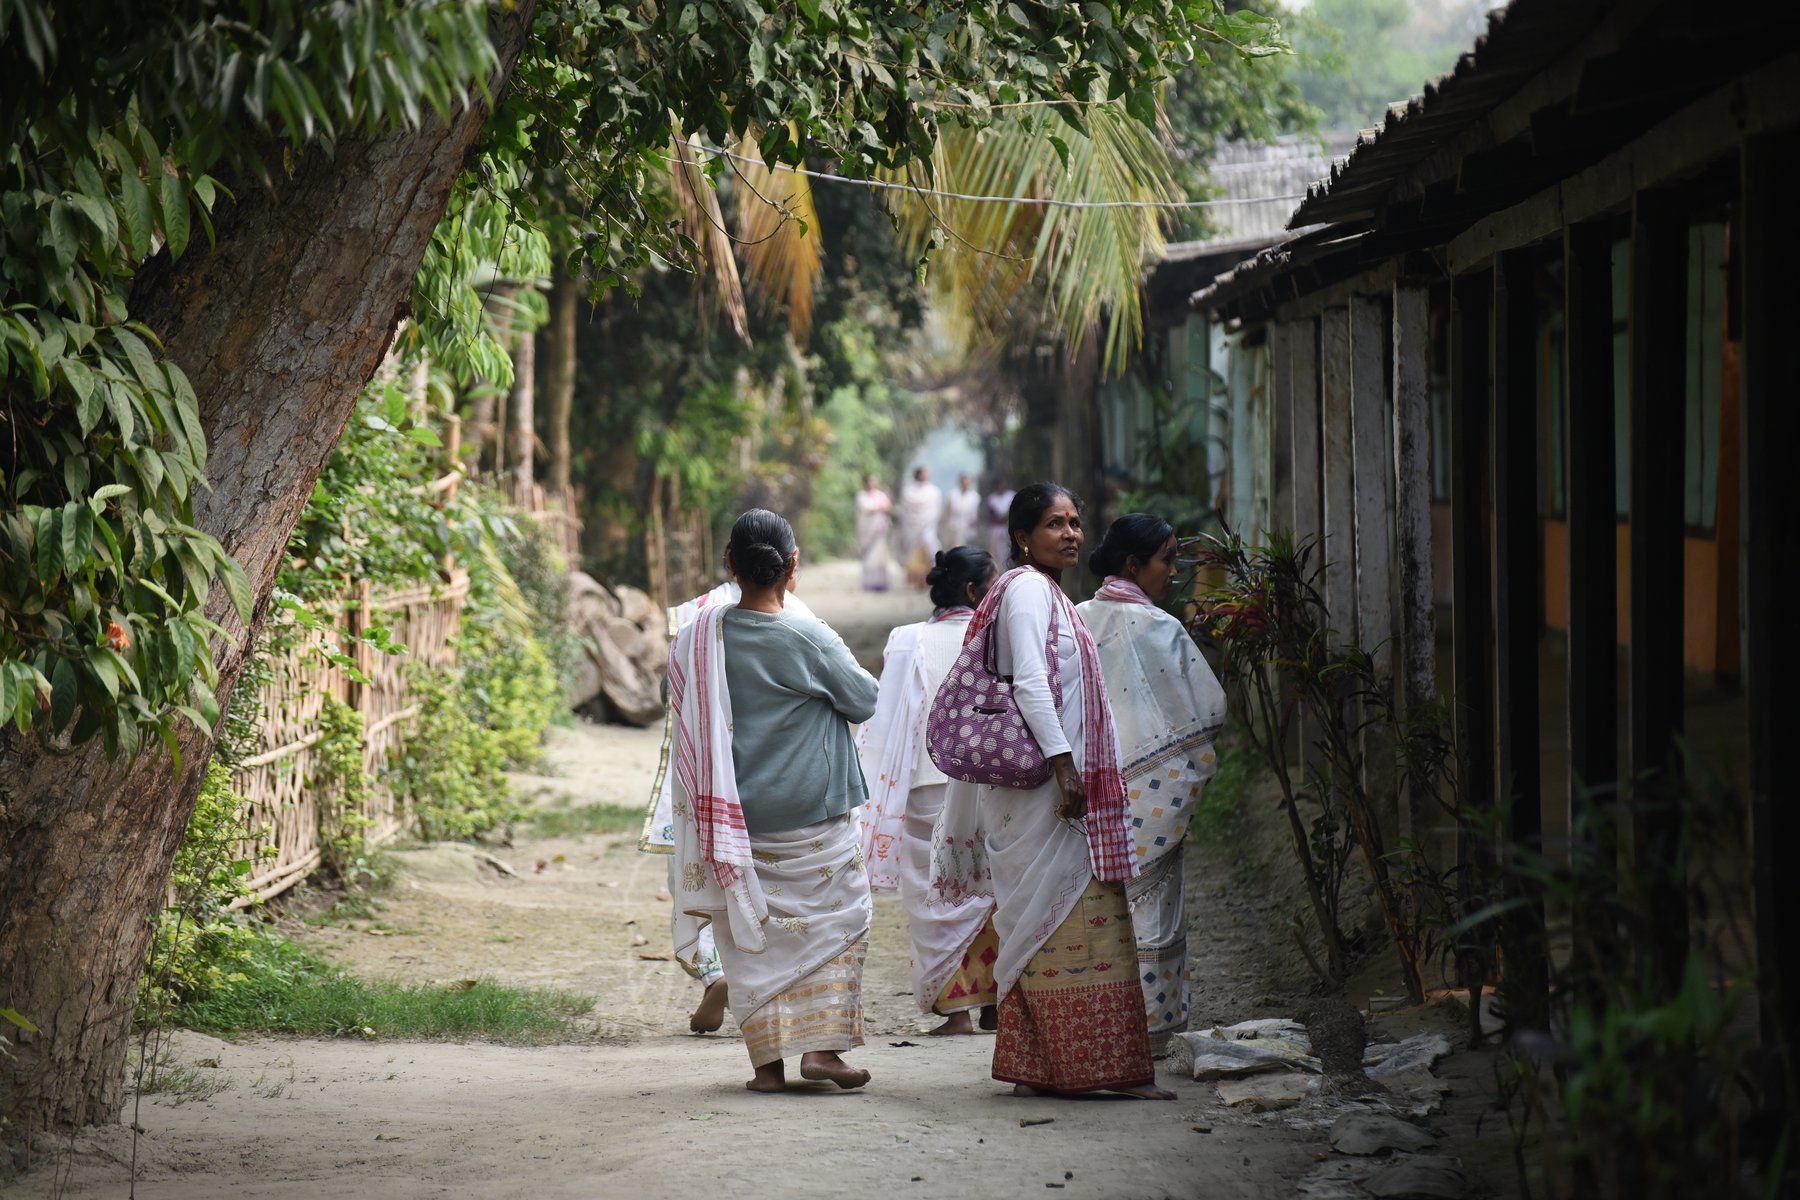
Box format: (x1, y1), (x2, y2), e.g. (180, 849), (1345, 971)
(0, 5), (535, 1153)
(543, 269), (578, 503)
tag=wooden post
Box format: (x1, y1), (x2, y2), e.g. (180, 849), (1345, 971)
(1628, 191), (1689, 1001)
(1269, 322), (1295, 551)
(1291, 318), (1322, 546)
(1450, 274), (1496, 801)
(1563, 221), (1620, 988)
(1493, 249), (1548, 1031)
(1741, 131), (1800, 1066)
(1289, 317), (1323, 770)
(1350, 293), (1398, 846)
(1350, 295), (1396, 673)
(1320, 306), (1358, 640)
(1391, 283), (1437, 845)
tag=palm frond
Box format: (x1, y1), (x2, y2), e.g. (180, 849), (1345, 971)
(668, 133), (750, 345)
(887, 106), (1176, 374)
(732, 133), (823, 344)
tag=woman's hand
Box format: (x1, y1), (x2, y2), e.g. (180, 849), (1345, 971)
(1051, 753), (1085, 821)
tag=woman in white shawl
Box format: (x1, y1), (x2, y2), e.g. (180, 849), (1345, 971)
(639, 577), (816, 1035)
(855, 474), (893, 591)
(670, 510), (880, 1092)
(966, 483), (1173, 1099)
(856, 546), (999, 1035)
(1077, 514), (1225, 1050)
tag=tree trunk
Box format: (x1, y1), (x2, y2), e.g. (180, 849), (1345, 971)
(508, 307), (536, 502)
(0, 6), (535, 1155)
(463, 385), (496, 472)
(543, 269), (578, 503)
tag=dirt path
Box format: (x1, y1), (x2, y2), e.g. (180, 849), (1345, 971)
(11, 563), (1363, 1199)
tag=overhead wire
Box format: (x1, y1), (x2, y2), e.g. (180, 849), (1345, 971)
(675, 143), (1309, 212)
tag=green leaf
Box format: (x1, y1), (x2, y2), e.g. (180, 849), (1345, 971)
(61, 502), (93, 571)
(69, 193), (116, 245)
(84, 645), (120, 699)
(0, 1008), (39, 1035)
(218, 555), (254, 623)
(103, 381), (137, 445)
(47, 200), (81, 266)
(111, 326), (162, 395)
(191, 677), (221, 729)
(50, 656), (77, 729)
(91, 483), (132, 505)
(120, 171), (154, 260)
(34, 506), (62, 587)
(158, 170), (190, 260)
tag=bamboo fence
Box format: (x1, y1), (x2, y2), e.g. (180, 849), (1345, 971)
(227, 570), (470, 906)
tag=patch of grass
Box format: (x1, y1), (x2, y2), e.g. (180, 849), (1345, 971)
(303, 891), (386, 927)
(521, 802), (641, 839)
(172, 927), (594, 1044)
(137, 1058), (232, 1106)
(1189, 729), (1259, 847)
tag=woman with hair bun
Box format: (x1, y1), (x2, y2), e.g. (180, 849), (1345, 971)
(857, 545), (1001, 1035)
(669, 509), (881, 1092)
(1078, 514), (1226, 1053)
(958, 483), (1173, 1099)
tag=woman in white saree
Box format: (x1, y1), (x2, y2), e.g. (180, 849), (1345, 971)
(670, 510), (880, 1092)
(856, 546), (1000, 1035)
(639, 577), (816, 1035)
(968, 484), (1172, 1099)
(855, 474), (893, 591)
(1077, 514), (1225, 1050)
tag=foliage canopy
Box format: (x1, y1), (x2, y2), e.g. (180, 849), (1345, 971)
(1, 0), (1284, 756)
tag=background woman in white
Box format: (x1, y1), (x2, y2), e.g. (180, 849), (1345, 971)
(1078, 514), (1225, 1053)
(855, 474), (894, 591)
(857, 546), (1000, 1035)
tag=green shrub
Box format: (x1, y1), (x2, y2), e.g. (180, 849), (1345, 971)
(139, 762), (271, 1017)
(459, 622), (561, 770)
(386, 664), (513, 842)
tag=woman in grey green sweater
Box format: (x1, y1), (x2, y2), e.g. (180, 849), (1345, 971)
(668, 509), (880, 1093)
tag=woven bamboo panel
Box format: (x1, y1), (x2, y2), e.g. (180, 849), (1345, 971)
(227, 571), (470, 905)
(356, 571), (469, 846)
(230, 621), (346, 905)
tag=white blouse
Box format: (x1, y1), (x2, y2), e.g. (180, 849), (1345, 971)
(912, 616), (972, 787)
(991, 570), (1086, 774)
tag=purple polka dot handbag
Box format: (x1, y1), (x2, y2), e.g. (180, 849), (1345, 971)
(925, 597), (1061, 789)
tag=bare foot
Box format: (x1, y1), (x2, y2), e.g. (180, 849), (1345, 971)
(927, 1012), (975, 1036)
(1011, 1084), (1041, 1097)
(689, 980), (728, 1034)
(978, 1004), (998, 1031)
(799, 1051), (870, 1090)
(746, 1061), (786, 1093)
(1109, 1083), (1177, 1100)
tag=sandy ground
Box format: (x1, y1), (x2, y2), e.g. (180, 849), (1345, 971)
(7, 561), (1507, 1200)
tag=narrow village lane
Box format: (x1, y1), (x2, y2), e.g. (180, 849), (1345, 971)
(14, 562), (1326, 1200)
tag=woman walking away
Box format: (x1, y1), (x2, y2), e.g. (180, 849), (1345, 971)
(639, 575), (817, 1036)
(856, 474), (893, 591)
(670, 509), (880, 1092)
(967, 483), (1174, 1099)
(858, 546), (1001, 1036)
(1078, 514), (1225, 1053)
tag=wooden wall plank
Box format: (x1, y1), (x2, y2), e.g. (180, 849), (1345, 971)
(1320, 306), (1359, 639)
(1392, 284), (1438, 844)
(1628, 190), (1689, 999)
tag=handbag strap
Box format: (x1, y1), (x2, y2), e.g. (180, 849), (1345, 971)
(978, 576), (1064, 715)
